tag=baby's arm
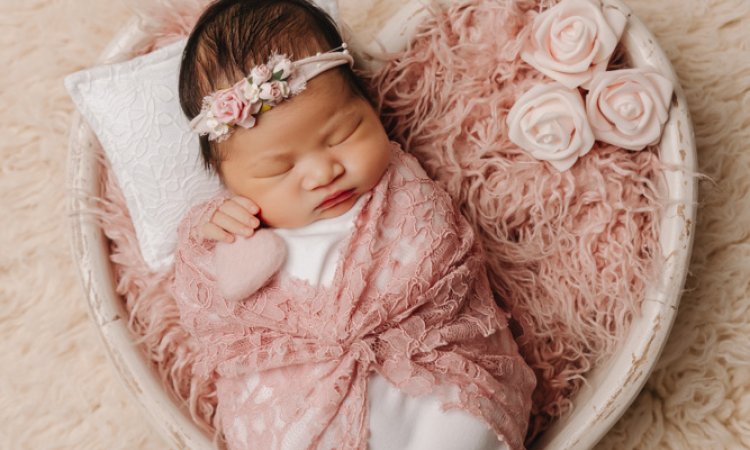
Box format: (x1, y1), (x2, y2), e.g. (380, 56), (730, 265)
(174, 194), (285, 304)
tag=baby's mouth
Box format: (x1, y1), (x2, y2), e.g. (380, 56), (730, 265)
(316, 188), (356, 211)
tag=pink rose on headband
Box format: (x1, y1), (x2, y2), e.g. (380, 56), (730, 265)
(250, 64), (272, 85)
(507, 82), (595, 172)
(234, 96), (262, 129)
(586, 68), (674, 150)
(259, 80), (290, 104)
(521, 0), (627, 89)
(211, 89), (246, 125)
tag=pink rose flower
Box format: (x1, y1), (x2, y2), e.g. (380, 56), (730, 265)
(210, 88), (246, 124)
(236, 103), (261, 130)
(259, 80), (287, 104)
(507, 82), (595, 172)
(521, 0), (627, 89)
(231, 84), (261, 129)
(250, 64), (272, 85)
(586, 68), (674, 150)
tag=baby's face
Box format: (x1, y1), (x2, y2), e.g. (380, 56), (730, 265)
(218, 70), (392, 228)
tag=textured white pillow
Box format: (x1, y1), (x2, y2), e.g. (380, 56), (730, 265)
(65, 38), (221, 271)
(64, 0), (343, 271)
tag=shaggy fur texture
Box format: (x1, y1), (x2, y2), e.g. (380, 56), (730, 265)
(1, 1), (748, 450)
(365, 0), (665, 439)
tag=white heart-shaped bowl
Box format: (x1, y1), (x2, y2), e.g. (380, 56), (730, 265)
(67, 1), (696, 448)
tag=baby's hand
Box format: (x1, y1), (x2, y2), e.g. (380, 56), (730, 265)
(201, 196), (261, 243)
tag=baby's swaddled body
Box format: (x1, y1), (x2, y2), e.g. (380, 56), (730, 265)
(218, 195), (507, 450)
(174, 147), (535, 450)
(173, 2), (536, 447)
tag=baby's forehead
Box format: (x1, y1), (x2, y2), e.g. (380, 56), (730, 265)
(274, 70), (356, 114)
(306, 69), (353, 98)
(234, 72), (362, 154)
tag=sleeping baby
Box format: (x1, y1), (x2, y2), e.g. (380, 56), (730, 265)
(171, 0), (536, 449)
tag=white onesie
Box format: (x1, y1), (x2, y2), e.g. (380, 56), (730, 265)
(269, 196), (510, 450)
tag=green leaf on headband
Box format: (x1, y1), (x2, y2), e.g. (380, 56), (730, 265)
(272, 70), (283, 81)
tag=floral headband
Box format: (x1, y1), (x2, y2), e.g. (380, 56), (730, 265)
(190, 43), (353, 142)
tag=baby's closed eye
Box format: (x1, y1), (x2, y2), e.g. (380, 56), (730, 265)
(253, 162), (293, 178)
(251, 117), (363, 178)
(329, 117), (363, 147)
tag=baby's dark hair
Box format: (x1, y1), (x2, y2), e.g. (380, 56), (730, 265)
(179, 0), (372, 174)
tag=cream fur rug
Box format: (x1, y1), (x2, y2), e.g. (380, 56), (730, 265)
(1, 0), (748, 449)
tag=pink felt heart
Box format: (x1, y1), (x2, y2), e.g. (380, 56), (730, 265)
(213, 229), (286, 302)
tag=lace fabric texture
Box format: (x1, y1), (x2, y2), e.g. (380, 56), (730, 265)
(172, 142), (536, 450)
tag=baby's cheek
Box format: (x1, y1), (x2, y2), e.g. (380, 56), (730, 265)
(367, 139), (392, 181)
(257, 199), (311, 229)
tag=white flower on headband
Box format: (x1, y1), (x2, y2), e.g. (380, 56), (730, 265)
(189, 44), (353, 142)
(238, 79), (261, 103)
(272, 59), (293, 79)
(250, 65), (272, 85)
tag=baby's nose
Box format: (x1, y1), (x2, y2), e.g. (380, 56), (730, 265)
(301, 156), (345, 191)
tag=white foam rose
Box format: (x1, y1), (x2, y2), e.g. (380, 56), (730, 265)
(586, 68), (673, 150)
(521, 0), (627, 89)
(507, 82), (595, 172)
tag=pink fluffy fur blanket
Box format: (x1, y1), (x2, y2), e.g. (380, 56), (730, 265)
(96, 0), (664, 446)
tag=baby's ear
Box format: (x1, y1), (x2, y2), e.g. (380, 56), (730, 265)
(213, 229), (286, 302)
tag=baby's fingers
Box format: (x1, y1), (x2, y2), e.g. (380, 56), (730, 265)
(200, 222), (235, 243)
(221, 199), (261, 229)
(213, 210), (255, 237)
(231, 196), (260, 216)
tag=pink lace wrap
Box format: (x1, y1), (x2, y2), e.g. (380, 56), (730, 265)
(171, 142), (536, 450)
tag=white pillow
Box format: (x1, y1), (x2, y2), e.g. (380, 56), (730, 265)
(65, 38), (221, 271)
(64, 1), (343, 271)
